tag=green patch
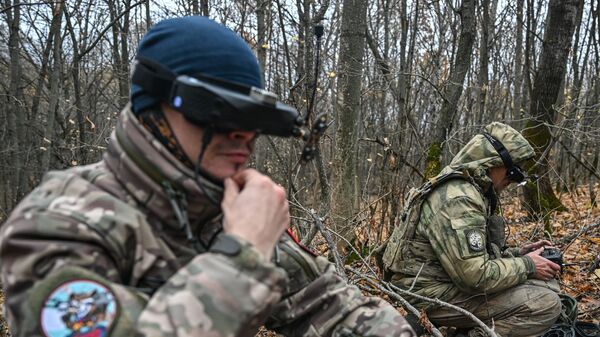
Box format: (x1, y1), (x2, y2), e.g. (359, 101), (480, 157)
(424, 143), (443, 179)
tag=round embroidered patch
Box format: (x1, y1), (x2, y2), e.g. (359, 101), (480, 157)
(466, 230), (484, 252)
(41, 279), (118, 337)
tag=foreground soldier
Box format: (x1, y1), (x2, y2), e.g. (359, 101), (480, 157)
(0, 17), (414, 337)
(383, 122), (562, 337)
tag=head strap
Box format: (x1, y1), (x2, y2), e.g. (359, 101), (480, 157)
(482, 132), (526, 183)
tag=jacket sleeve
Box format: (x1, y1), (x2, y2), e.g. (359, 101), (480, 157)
(424, 195), (536, 295)
(0, 208), (285, 337)
(266, 235), (415, 337)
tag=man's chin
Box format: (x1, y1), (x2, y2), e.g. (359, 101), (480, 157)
(210, 165), (247, 181)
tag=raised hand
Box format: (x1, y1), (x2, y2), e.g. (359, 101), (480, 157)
(221, 169), (290, 260)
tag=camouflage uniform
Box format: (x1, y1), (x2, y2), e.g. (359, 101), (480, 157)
(383, 122), (561, 337)
(0, 106), (414, 337)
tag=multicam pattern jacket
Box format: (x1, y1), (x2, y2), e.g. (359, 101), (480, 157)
(383, 122), (538, 310)
(0, 107), (414, 337)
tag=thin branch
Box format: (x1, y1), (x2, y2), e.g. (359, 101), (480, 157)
(0, 1), (46, 14)
(78, 0), (145, 59)
(347, 267), (498, 337)
(557, 139), (600, 180)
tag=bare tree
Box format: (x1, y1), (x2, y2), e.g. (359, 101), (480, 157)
(331, 0), (368, 250)
(3, 0), (27, 209)
(424, 0), (476, 178)
(41, 0), (64, 171)
(522, 0), (581, 229)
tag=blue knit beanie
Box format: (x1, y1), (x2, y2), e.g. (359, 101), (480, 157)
(131, 16), (263, 114)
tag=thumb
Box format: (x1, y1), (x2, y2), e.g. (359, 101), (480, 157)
(222, 178), (240, 209)
(532, 247), (544, 255)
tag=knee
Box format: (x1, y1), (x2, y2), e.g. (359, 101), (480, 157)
(529, 289), (562, 332)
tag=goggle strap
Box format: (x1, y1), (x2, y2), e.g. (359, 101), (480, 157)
(482, 132), (515, 169)
(132, 57), (177, 102)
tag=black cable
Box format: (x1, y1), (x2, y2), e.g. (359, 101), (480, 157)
(305, 23), (324, 125)
(194, 127), (221, 206)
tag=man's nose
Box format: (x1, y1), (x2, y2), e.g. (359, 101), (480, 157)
(228, 130), (256, 142)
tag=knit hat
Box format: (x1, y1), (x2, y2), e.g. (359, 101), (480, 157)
(131, 16), (262, 114)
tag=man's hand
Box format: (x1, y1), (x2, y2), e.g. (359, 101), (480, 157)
(221, 169), (290, 261)
(519, 240), (553, 255)
(526, 247), (561, 281)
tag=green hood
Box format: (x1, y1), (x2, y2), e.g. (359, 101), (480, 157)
(439, 122), (535, 188)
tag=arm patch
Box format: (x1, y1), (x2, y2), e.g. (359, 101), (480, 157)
(41, 279), (118, 337)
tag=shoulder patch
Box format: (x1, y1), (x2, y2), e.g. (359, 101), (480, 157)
(466, 230), (485, 252)
(41, 279), (118, 337)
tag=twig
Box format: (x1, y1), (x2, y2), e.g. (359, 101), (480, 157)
(559, 220), (600, 249)
(325, 227), (379, 278)
(557, 139), (600, 180)
(346, 267), (498, 337)
(588, 254), (600, 274)
(357, 283), (443, 337)
(294, 205), (347, 281)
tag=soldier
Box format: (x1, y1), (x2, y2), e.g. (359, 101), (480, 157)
(383, 122), (562, 337)
(0, 17), (415, 337)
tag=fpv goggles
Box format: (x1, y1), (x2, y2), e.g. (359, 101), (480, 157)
(482, 132), (532, 184)
(131, 57), (303, 137)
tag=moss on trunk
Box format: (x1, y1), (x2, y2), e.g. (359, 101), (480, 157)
(424, 142), (442, 179)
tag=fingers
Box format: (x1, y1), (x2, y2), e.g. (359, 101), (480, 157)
(230, 168), (260, 187)
(221, 169), (290, 259)
(532, 247), (544, 255)
(222, 178), (240, 208)
(548, 260), (561, 272)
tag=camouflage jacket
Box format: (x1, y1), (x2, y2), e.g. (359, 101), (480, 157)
(0, 106), (414, 337)
(383, 122), (537, 310)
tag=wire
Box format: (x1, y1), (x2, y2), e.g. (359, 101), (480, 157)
(194, 127), (221, 206)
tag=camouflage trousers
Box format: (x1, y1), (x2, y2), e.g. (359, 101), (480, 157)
(427, 280), (561, 337)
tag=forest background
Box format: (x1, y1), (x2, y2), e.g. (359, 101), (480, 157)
(1, 0), (599, 335)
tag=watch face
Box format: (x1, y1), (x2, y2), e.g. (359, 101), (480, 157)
(466, 230), (484, 252)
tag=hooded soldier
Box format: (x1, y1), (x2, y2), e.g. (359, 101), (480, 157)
(383, 122), (562, 337)
(0, 17), (415, 337)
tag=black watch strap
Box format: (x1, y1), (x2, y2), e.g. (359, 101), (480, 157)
(209, 234), (242, 256)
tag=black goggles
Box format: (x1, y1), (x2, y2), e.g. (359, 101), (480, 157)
(506, 164), (526, 183)
(131, 57), (303, 137)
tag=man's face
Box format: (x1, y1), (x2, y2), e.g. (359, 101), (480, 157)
(489, 166), (511, 192)
(198, 129), (256, 180)
(162, 104), (256, 180)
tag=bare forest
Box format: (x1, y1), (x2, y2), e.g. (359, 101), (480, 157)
(1, 0), (600, 335)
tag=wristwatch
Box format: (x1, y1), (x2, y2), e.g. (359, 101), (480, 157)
(209, 234), (242, 256)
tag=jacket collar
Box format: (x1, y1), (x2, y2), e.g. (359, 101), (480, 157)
(103, 105), (223, 241)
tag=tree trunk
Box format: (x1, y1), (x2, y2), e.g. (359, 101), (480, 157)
(41, 1), (64, 172)
(513, 0), (524, 121)
(424, 0), (476, 178)
(522, 0), (581, 230)
(254, 0), (271, 172)
(332, 0), (368, 251)
(201, 0), (209, 16)
(4, 0), (26, 209)
(477, 0), (490, 124)
(146, 0), (151, 28)
(107, 0), (130, 108)
(63, 4), (88, 164)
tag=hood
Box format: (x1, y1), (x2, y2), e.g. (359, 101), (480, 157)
(439, 122), (535, 188)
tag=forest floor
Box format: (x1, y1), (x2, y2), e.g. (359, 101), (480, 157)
(501, 183), (600, 325)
